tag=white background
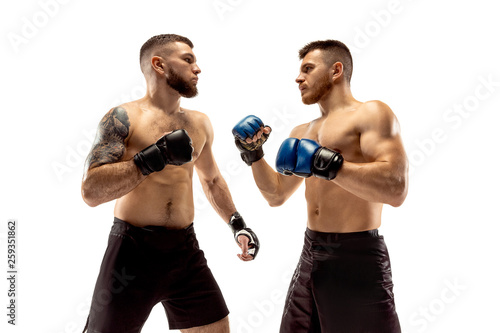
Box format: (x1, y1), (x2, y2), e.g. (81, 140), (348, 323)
(1, 0), (499, 332)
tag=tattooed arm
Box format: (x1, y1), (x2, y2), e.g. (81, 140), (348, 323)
(81, 107), (145, 207)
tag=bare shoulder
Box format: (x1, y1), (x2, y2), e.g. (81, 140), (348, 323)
(182, 108), (214, 146)
(97, 104), (133, 139)
(182, 108), (212, 130)
(84, 104), (134, 171)
(118, 101), (144, 122)
(181, 107), (209, 122)
(357, 100), (400, 134)
(358, 100), (397, 121)
(289, 122), (311, 138)
(97, 101), (142, 132)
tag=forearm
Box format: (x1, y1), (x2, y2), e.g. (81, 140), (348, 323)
(201, 174), (237, 222)
(250, 158), (281, 205)
(251, 158), (300, 207)
(81, 159), (146, 207)
(333, 160), (408, 207)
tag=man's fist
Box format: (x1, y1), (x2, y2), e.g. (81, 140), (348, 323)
(134, 129), (193, 175)
(276, 138), (344, 180)
(232, 115), (271, 166)
(228, 212), (260, 260)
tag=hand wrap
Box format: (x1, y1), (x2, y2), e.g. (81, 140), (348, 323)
(228, 212), (260, 259)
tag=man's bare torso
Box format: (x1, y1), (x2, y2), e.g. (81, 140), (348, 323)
(294, 102), (383, 232)
(113, 100), (207, 228)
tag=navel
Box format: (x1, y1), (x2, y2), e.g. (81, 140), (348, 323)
(165, 201), (173, 220)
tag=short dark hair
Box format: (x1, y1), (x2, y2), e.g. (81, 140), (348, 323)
(298, 40), (353, 83)
(139, 34), (193, 71)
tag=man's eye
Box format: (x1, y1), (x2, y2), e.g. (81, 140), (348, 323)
(185, 58), (192, 63)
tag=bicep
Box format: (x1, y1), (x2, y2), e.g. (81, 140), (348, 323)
(193, 115), (220, 183)
(359, 104), (406, 164)
(84, 107), (131, 171)
(194, 141), (220, 183)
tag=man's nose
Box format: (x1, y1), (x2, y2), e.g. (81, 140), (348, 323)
(193, 64), (201, 75)
(296, 74), (304, 84)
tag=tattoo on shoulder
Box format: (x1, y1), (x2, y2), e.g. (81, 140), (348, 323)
(85, 107), (131, 170)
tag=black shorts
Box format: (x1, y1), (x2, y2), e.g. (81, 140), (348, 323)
(280, 228), (401, 333)
(83, 218), (229, 333)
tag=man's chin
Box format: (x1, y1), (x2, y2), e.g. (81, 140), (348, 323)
(179, 85), (198, 98)
(181, 90), (198, 98)
(301, 96), (316, 105)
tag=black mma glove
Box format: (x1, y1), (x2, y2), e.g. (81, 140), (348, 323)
(134, 129), (193, 175)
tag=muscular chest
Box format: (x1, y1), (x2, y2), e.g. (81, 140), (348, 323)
(303, 112), (363, 161)
(127, 111), (204, 161)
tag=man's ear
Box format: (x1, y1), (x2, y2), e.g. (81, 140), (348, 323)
(331, 61), (344, 81)
(151, 56), (166, 75)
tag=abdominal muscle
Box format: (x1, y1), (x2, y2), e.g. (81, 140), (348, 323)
(114, 166), (195, 229)
(305, 177), (382, 233)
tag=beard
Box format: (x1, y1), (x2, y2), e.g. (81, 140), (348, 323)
(166, 67), (198, 98)
(302, 72), (332, 105)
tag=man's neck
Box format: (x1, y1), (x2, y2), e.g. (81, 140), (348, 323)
(144, 80), (182, 114)
(317, 83), (358, 116)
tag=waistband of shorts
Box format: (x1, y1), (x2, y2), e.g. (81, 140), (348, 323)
(113, 217), (194, 236)
(305, 228), (379, 242)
